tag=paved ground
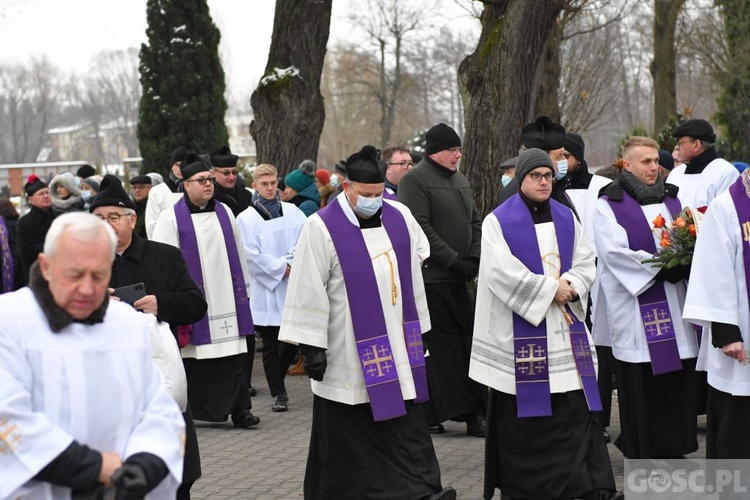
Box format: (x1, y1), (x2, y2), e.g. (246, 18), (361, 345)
(191, 354), (707, 499)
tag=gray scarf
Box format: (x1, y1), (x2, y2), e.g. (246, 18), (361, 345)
(620, 170), (665, 205)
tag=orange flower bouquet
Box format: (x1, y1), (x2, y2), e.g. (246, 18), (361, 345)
(641, 206), (707, 268)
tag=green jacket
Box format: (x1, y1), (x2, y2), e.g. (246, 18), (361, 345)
(398, 157), (481, 283)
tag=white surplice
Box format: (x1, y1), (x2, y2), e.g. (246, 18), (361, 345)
(0, 290), (184, 500)
(278, 195), (431, 405)
(145, 183), (182, 240)
(236, 202), (307, 327)
(683, 190), (750, 395)
(594, 197), (699, 363)
(152, 202), (249, 360)
(667, 158), (739, 209)
(469, 211), (597, 395)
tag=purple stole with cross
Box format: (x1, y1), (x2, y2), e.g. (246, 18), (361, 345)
(318, 200), (429, 421)
(174, 198), (254, 345)
(0, 217), (13, 293)
(729, 177), (750, 312)
(493, 194), (601, 417)
(602, 189), (683, 375)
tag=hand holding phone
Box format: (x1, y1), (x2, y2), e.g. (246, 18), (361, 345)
(112, 282), (146, 306)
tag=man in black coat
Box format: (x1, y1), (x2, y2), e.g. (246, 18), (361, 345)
(211, 146), (252, 217)
(90, 174), (207, 500)
(16, 174), (56, 284)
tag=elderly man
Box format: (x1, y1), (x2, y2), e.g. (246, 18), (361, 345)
(398, 123), (486, 438)
(669, 118), (739, 208)
(91, 175), (206, 498)
(471, 148), (618, 500)
(382, 144), (414, 199)
(211, 146), (252, 217)
(16, 174), (56, 283)
(595, 136), (699, 459)
(237, 164), (307, 412)
(0, 212), (184, 499)
(153, 153), (259, 429)
(280, 145), (455, 500)
(130, 174), (153, 238)
(146, 146), (188, 239)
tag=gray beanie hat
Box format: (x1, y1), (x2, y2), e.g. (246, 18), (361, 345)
(515, 148), (555, 183)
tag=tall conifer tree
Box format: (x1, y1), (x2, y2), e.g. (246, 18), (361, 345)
(137, 0), (228, 174)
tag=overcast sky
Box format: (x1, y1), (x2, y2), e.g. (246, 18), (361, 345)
(0, 0), (479, 94)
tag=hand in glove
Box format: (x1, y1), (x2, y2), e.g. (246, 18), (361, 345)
(111, 464), (148, 500)
(302, 348), (327, 381)
(452, 258), (479, 281)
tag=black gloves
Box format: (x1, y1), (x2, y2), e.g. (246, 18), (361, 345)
(301, 345), (327, 381)
(452, 258), (480, 281)
(111, 464), (148, 500)
(655, 264), (690, 284)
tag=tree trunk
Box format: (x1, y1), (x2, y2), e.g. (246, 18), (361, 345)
(250, 0), (332, 175)
(458, 0), (563, 217)
(534, 16), (563, 122)
(651, 0), (686, 134)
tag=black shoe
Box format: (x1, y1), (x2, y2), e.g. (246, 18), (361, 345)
(466, 412), (486, 438)
(248, 386), (257, 397)
(272, 395), (288, 412)
(430, 487), (456, 500)
(603, 429), (610, 443)
(279, 392), (289, 403)
(428, 423), (445, 434)
(232, 409), (260, 428)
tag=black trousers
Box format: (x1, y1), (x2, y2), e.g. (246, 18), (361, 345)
(257, 325), (298, 397)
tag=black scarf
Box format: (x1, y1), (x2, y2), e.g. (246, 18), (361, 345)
(619, 170), (665, 205)
(29, 262), (107, 332)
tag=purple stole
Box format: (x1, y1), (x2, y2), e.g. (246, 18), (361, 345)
(318, 200), (429, 421)
(493, 195), (601, 417)
(729, 177), (750, 311)
(602, 189), (683, 375)
(0, 217), (13, 293)
(383, 189), (397, 201)
(174, 198), (254, 345)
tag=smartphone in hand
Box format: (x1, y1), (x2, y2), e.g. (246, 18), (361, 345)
(112, 282), (146, 305)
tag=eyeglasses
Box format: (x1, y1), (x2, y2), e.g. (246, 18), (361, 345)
(387, 161), (413, 169)
(95, 212), (132, 224)
(528, 172), (554, 182)
(213, 169), (239, 177)
(448, 147), (463, 155)
(184, 176), (214, 186)
(675, 139), (696, 149)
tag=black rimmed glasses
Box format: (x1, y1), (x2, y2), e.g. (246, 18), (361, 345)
(184, 175), (215, 186)
(387, 160), (413, 169)
(95, 212), (132, 224)
(528, 172), (553, 182)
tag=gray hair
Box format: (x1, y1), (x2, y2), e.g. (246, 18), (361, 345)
(44, 212), (117, 259)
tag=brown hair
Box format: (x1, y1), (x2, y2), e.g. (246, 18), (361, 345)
(0, 198), (19, 219)
(381, 145), (410, 164)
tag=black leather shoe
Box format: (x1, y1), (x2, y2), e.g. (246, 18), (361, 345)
(232, 410), (260, 428)
(428, 423), (445, 434)
(430, 486), (457, 500)
(603, 429), (611, 443)
(466, 412), (486, 438)
(248, 386), (258, 397)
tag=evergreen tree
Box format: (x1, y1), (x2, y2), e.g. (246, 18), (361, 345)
(137, 0), (229, 174)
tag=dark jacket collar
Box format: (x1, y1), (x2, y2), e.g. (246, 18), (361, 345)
(519, 191), (553, 224)
(425, 157), (457, 177)
(685, 146), (718, 174)
(120, 232), (145, 263)
(29, 262), (107, 332)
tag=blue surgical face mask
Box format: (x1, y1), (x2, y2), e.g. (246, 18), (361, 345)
(354, 193), (383, 218)
(330, 174), (340, 188)
(501, 175), (513, 187)
(81, 190), (92, 201)
(555, 159), (568, 181)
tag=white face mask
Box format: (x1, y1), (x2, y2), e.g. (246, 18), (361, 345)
(501, 175), (513, 187)
(353, 193), (383, 217)
(555, 159), (568, 181)
(330, 174), (340, 188)
(81, 190), (92, 201)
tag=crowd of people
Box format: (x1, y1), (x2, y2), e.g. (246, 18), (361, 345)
(1, 116), (749, 500)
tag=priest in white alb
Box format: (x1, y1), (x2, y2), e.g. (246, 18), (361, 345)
(683, 169), (750, 458)
(279, 145), (456, 500)
(0, 213), (184, 499)
(153, 153), (260, 429)
(470, 149), (618, 500)
(595, 136), (699, 459)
